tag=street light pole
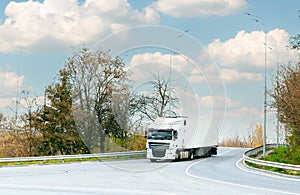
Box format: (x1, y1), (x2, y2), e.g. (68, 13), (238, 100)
(245, 12), (267, 157)
(269, 46), (280, 148)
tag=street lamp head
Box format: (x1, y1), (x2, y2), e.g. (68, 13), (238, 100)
(245, 13), (266, 28)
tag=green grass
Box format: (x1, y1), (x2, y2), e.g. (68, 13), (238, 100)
(245, 161), (300, 176)
(246, 146), (300, 176)
(260, 146), (300, 165)
(0, 154), (146, 167)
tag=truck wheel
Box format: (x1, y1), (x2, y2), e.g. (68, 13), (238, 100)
(189, 150), (194, 160)
(150, 159), (157, 162)
(211, 147), (217, 155)
(206, 150), (211, 157)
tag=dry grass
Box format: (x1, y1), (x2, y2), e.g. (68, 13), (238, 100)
(0, 132), (42, 157)
(219, 122), (263, 148)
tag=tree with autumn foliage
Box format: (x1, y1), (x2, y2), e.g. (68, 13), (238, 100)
(247, 122), (263, 148)
(65, 48), (128, 153)
(271, 62), (299, 148)
(270, 31), (300, 149)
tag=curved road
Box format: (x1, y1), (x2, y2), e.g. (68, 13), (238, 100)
(0, 147), (299, 194)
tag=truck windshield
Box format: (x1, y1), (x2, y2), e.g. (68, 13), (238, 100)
(148, 129), (172, 140)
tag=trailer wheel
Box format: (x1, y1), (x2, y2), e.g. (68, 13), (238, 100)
(206, 150), (211, 157)
(211, 147), (217, 155)
(189, 150), (194, 160)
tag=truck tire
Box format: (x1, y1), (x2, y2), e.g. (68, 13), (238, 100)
(175, 155), (180, 162)
(211, 147), (217, 155)
(150, 159), (157, 162)
(189, 150), (194, 160)
(206, 150), (211, 157)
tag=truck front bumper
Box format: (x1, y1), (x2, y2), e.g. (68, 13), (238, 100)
(147, 148), (177, 160)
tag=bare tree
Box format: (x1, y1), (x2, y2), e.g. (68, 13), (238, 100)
(289, 34), (300, 51)
(18, 90), (41, 156)
(136, 74), (179, 121)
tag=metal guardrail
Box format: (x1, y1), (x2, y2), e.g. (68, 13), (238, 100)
(0, 151), (146, 164)
(243, 144), (300, 172)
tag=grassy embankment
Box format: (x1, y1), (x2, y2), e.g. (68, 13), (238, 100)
(246, 146), (300, 176)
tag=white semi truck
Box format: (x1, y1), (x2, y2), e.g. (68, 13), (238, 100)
(146, 116), (218, 161)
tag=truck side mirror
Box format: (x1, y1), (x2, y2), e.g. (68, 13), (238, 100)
(173, 131), (178, 139)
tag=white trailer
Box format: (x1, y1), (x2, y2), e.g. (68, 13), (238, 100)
(146, 116), (217, 161)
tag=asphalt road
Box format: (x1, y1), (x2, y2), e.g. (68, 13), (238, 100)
(0, 147), (299, 195)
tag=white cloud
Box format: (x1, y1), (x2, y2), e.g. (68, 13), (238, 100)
(220, 69), (262, 82)
(130, 52), (190, 71)
(153, 0), (247, 18)
(18, 95), (45, 111)
(174, 86), (237, 111)
(0, 95), (45, 116)
(128, 52), (193, 81)
(0, 97), (15, 110)
(0, 0), (160, 53)
(197, 95), (240, 109)
(190, 28), (296, 83)
(127, 28), (289, 85)
(0, 68), (24, 97)
(189, 68), (262, 83)
(129, 52), (262, 84)
(226, 106), (261, 118)
(182, 28), (298, 85)
(202, 29), (293, 69)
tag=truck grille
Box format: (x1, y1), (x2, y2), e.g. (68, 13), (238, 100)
(149, 143), (170, 158)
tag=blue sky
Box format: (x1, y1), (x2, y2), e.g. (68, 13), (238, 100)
(0, 0), (299, 141)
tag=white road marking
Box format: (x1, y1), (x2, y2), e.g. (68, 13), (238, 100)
(185, 148), (299, 195)
(0, 183), (170, 194)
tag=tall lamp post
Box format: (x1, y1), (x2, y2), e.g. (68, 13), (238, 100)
(245, 12), (267, 157)
(268, 46), (280, 148)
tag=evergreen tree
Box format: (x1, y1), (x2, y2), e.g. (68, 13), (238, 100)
(38, 70), (89, 155)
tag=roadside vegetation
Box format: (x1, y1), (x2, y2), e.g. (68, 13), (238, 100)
(245, 161), (300, 176)
(260, 146), (300, 166)
(0, 47), (177, 158)
(246, 146), (300, 176)
(261, 147), (300, 176)
(266, 32), (300, 166)
(219, 122), (263, 148)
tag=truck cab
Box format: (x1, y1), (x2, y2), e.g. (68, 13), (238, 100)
(146, 117), (186, 161)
